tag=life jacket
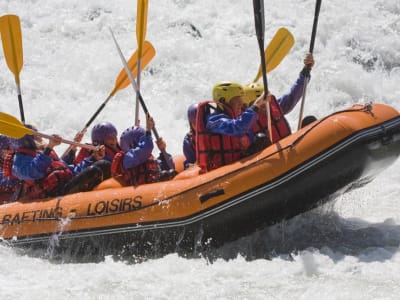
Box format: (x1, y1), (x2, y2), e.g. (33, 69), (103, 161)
(75, 147), (91, 164)
(1, 151), (20, 193)
(195, 101), (250, 173)
(75, 144), (120, 164)
(2, 151), (16, 179)
(111, 151), (160, 186)
(9, 148), (73, 199)
(252, 95), (291, 143)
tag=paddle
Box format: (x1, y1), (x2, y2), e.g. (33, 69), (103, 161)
(297, 0), (322, 130)
(253, 0), (272, 140)
(253, 27), (294, 83)
(61, 41), (155, 159)
(80, 40), (155, 131)
(0, 14), (25, 123)
(0, 112), (98, 151)
(109, 28), (174, 171)
(135, 0), (149, 126)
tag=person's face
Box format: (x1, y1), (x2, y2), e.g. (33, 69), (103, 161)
(104, 135), (118, 150)
(228, 96), (244, 116)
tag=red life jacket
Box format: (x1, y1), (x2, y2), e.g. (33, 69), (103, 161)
(8, 148), (73, 200)
(251, 95), (291, 143)
(195, 101), (250, 173)
(75, 147), (91, 164)
(2, 151), (17, 178)
(1, 151), (19, 193)
(111, 151), (160, 186)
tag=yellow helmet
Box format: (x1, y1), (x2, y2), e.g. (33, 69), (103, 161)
(242, 82), (264, 105)
(212, 82), (244, 105)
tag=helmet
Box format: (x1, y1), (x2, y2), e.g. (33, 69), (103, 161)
(212, 82), (244, 105)
(187, 103), (198, 130)
(0, 135), (11, 150)
(91, 122), (118, 145)
(11, 124), (37, 150)
(243, 82), (264, 105)
(119, 126), (146, 152)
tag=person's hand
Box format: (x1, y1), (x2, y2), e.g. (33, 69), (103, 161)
(93, 145), (105, 161)
(146, 114), (155, 132)
(156, 137), (166, 151)
(304, 53), (314, 69)
(47, 134), (62, 149)
(253, 92), (271, 109)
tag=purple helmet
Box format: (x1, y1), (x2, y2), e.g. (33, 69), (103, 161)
(91, 122), (117, 145)
(120, 126), (146, 152)
(0, 135), (12, 150)
(11, 124), (37, 150)
(187, 103), (198, 130)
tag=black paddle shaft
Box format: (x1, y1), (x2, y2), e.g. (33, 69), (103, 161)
(137, 91), (175, 171)
(253, 0), (268, 94)
(304, 0), (322, 76)
(309, 0), (322, 53)
(297, 0), (322, 130)
(17, 94), (25, 123)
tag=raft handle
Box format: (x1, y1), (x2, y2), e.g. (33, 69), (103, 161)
(199, 188), (225, 203)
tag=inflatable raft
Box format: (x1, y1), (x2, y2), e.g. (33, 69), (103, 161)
(0, 103), (399, 258)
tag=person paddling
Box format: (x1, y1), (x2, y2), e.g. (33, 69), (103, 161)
(111, 114), (175, 186)
(243, 53), (315, 154)
(6, 125), (73, 200)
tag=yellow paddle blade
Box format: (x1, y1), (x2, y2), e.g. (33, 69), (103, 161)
(0, 112), (33, 138)
(0, 14), (23, 84)
(136, 0), (149, 57)
(111, 40), (155, 96)
(253, 27), (294, 83)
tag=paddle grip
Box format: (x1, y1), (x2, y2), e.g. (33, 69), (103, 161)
(35, 132), (98, 151)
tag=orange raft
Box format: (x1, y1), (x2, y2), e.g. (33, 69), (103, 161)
(0, 103), (399, 256)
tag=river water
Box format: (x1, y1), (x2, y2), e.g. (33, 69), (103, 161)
(0, 0), (399, 298)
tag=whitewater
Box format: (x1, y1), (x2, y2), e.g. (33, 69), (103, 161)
(0, 0), (399, 298)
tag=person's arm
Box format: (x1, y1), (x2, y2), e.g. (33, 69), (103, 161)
(206, 107), (258, 136)
(276, 72), (308, 114)
(183, 133), (196, 165)
(12, 134), (62, 180)
(12, 153), (52, 180)
(122, 132), (154, 169)
(277, 53), (315, 114)
(155, 137), (175, 171)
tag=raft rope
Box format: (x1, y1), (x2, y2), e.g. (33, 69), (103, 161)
(290, 102), (374, 147)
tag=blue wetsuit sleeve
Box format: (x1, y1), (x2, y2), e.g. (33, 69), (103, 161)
(122, 133), (154, 169)
(206, 107), (258, 136)
(277, 71), (310, 115)
(12, 152), (52, 181)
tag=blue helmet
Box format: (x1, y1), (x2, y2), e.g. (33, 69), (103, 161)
(187, 103), (198, 130)
(0, 135), (12, 150)
(11, 124), (37, 150)
(120, 126), (146, 152)
(91, 122), (117, 145)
